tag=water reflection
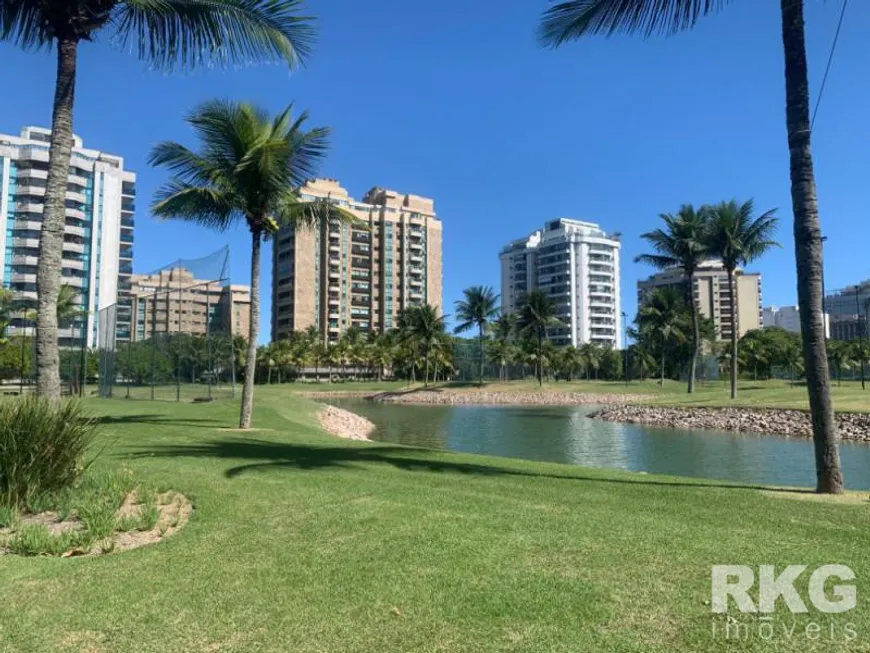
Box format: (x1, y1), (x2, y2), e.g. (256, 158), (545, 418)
(326, 399), (870, 490)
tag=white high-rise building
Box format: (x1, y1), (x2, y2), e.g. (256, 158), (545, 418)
(762, 305), (829, 338)
(499, 219), (622, 348)
(0, 127), (135, 347)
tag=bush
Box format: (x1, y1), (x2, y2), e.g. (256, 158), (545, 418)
(0, 397), (99, 508)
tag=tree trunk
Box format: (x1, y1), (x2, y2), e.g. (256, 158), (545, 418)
(660, 351), (666, 385)
(537, 332), (543, 386)
(239, 231), (261, 429)
(780, 0), (843, 493)
(478, 324), (485, 386)
(424, 349), (430, 387)
(688, 272), (699, 394)
(36, 38), (79, 399)
(727, 270), (738, 400)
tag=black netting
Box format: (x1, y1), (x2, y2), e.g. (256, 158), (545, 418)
(98, 246), (238, 401)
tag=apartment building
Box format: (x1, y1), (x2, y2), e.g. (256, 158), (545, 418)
(271, 178), (443, 343)
(762, 305), (829, 338)
(129, 267), (250, 340)
(824, 282), (870, 342)
(499, 219), (622, 348)
(0, 127), (135, 347)
(637, 260), (762, 340)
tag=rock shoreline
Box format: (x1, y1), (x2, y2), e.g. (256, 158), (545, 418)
(590, 405), (870, 441)
(372, 390), (641, 406)
(317, 404), (376, 441)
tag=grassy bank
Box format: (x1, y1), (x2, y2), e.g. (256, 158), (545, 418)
(3, 388), (867, 652)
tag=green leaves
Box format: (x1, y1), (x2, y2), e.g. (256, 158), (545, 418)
(539, 0), (732, 45)
(454, 285), (500, 335)
(114, 0), (314, 70)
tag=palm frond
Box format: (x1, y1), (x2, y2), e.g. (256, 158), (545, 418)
(539, 0), (731, 44)
(0, 0), (52, 49)
(113, 0), (314, 71)
(151, 181), (238, 230)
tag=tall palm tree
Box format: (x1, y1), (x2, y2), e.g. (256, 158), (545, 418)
(537, 0), (843, 494)
(827, 341), (854, 388)
(491, 313), (515, 344)
(637, 287), (689, 384)
(399, 304), (447, 386)
(636, 205), (708, 393)
(453, 285), (500, 386)
(516, 290), (563, 386)
(150, 101), (356, 428)
(1, 0), (313, 399)
(739, 338), (768, 382)
(705, 199), (779, 400)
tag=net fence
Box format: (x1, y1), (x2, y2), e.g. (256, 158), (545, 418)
(97, 246), (241, 401)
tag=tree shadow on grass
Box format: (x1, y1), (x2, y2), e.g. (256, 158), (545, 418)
(95, 414), (224, 429)
(135, 437), (814, 495)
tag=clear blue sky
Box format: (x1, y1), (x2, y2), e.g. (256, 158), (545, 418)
(2, 1), (869, 343)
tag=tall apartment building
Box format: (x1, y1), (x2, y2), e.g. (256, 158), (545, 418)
(823, 281), (870, 341)
(637, 260), (762, 341)
(762, 305), (829, 338)
(129, 268), (250, 341)
(0, 127), (135, 347)
(499, 219), (622, 348)
(271, 178), (443, 343)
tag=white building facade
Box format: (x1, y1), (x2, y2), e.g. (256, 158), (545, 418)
(762, 305), (829, 338)
(0, 127), (135, 347)
(499, 219), (622, 348)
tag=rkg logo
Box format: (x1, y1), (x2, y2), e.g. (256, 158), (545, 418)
(712, 565), (856, 614)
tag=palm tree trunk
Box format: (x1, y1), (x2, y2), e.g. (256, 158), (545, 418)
(537, 332), (543, 386)
(688, 273), (699, 394)
(478, 324), (484, 386)
(36, 38), (79, 399)
(239, 231), (261, 428)
(424, 349), (430, 387)
(660, 351), (666, 385)
(781, 0), (843, 493)
(727, 270), (738, 400)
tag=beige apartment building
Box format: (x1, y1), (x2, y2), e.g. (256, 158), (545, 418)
(637, 260), (761, 340)
(129, 268), (251, 340)
(272, 178), (442, 343)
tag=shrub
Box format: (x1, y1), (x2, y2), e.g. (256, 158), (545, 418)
(0, 398), (99, 509)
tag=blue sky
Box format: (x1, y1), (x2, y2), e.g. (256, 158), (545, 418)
(2, 0), (869, 343)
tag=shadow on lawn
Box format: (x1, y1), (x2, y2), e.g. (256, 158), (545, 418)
(95, 414), (224, 429)
(136, 437), (813, 495)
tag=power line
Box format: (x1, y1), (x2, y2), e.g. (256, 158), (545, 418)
(811, 0), (850, 130)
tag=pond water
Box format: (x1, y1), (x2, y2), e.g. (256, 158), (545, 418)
(326, 399), (870, 490)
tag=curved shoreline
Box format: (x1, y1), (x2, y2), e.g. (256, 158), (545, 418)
(370, 390), (643, 406)
(589, 404), (870, 442)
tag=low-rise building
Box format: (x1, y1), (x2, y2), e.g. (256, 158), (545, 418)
(762, 305), (829, 338)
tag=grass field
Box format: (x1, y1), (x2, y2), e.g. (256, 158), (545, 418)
(1, 387), (868, 652)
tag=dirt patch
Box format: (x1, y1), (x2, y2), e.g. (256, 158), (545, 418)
(0, 491), (192, 557)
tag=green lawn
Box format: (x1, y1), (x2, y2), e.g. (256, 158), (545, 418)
(3, 388), (867, 652)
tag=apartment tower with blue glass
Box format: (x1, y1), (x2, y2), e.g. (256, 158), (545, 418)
(271, 178), (442, 343)
(0, 127), (135, 347)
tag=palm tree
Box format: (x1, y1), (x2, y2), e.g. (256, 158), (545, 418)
(1, 0), (312, 399)
(827, 341), (854, 387)
(516, 290), (564, 386)
(150, 101), (356, 428)
(537, 0), (842, 494)
(399, 304), (447, 386)
(740, 338), (768, 382)
(637, 287), (688, 385)
(636, 206), (708, 393)
(705, 200), (779, 400)
(454, 285), (500, 386)
(852, 339), (870, 391)
(486, 339), (512, 381)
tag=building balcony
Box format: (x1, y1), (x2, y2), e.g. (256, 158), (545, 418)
(64, 224), (87, 238)
(329, 244), (340, 253)
(66, 207), (86, 220)
(10, 255), (38, 267)
(64, 259), (86, 271)
(119, 249), (133, 260)
(409, 277), (422, 287)
(12, 237), (40, 249)
(408, 240), (423, 251)
(121, 217), (135, 229)
(16, 167), (48, 182)
(11, 272), (37, 284)
(328, 271), (339, 280)
(13, 219), (43, 232)
(328, 297), (339, 306)
(63, 240), (85, 254)
(66, 190), (86, 204)
(408, 254), (423, 264)
(408, 266), (423, 276)
(328, 311), (340, 319)
(15, 201), (44, 214)
(68, 173), (88, 187)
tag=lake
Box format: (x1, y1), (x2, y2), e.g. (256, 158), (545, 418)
(326, 398), (870, 490)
